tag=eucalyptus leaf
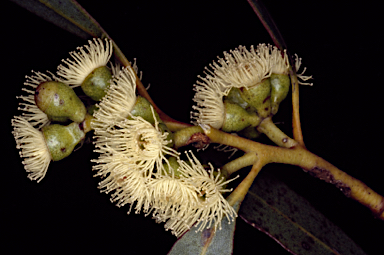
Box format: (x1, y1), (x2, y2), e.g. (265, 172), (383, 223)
(239, 171), (366, 255)
(9, 0), (101, 39)
(168, 202), (240, 255)
(246, 0), (287, 50)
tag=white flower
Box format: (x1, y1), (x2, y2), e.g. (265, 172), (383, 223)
(148, 175), (200, 236)
(258, 44), (313, 84)
(93, 103), (179, 174)
(92, 66), (137, 131)
(57, 38), (113, 87)
(16, 71), (58, 128)
(190, 76), (226, 129)
(261, 44), (290, 75)
(93, 158), (151, 214)
(169, 151), (237, 234)
(206, 45), (271, 90)
(11, 116), (51, 182)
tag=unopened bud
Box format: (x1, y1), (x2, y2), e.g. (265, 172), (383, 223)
(130, 96), (160, 125)
(35, 81), (86, 123)
(81, 66), (112, 101)
(270, 73), (290, 115)
(222, 100), (260, 132)
(237, 78), (272, 119)
(42, 122), (85, 161)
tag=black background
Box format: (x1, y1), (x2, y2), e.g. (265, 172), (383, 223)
(3, 0), (384, 254)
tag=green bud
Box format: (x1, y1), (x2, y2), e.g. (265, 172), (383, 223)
(81, 66), (112, 101)
(270, 73), (290, 115)
(238, 79), (272, 119)
(130, 96), (160, 125)
(225, 87), (257, 113)
(42, 122), (85, 161)
(35, 81), (86, 123)
(222, 100), (260, 132)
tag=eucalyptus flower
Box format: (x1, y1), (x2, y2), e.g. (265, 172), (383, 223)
(92, 66), (137, 131)
(190, 77), (226, 129)
(191, 72), (261, 131)
(93, 159), (152, 214)
(191, 44), (313, 127)
(176, 151), (237, 234)
(16, 71), (57, 128)
(11, 116), (51, 182)
(265, 44), (290, 75)
(206, 45), (271, 90)
(94, 107), (179, 177)
(191, 45), (271, 129)
(257, 43), (312, 83)
(149, 175), (200, 236)
(92, 105), (181, 215)
(57, 38), (113, 101)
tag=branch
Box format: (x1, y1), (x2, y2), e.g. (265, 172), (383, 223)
(202, 125), (384, 219)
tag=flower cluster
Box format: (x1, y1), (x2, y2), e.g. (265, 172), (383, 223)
(12, 37), (238, 237)
(191, 44), (312, 130)
(57, 37), (113, 87)
(12, 38), (115, 181)
(92, 73), (237, 235)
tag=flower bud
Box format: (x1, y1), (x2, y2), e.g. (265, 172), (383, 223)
(222, 100), (260, 132)
(42, 122), (85, 161)
(130, 96), (161, 125)
(237, 78), (272, 119)
(225, 87), (256, 113)
(57, 38), (114, 101)
(81, 66), (112, 101)
(270, 73), (290, 115)
(35, 81), (86, 123)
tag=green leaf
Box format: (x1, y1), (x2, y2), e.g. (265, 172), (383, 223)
(246, 0), (286, 51)
(9, 0), (102, 39)
(10, 0), (134, 70)
(168, 202), (240, 255)
(239, 170), (367, 255)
